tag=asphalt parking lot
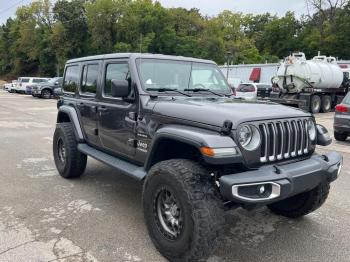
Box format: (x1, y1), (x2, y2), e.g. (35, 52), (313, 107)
(0, 90), (349, 262)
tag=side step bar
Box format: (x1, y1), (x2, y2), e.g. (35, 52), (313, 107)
(78, 143), (147, 181)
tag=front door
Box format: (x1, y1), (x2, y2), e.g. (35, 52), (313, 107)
(77, 63), (100, 146)
(97, 60), (137, 158)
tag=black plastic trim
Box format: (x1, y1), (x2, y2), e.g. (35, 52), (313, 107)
(78, 143), (146, 180)
(219, 151), (342, 204)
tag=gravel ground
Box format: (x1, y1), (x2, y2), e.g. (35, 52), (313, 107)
(0, 90), (349, 262)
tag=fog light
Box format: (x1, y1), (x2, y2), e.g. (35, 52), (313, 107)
(259, 185), (265, 195)
(232, 182), (281, 202)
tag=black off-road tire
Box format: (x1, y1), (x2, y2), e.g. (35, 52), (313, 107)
(268, 182), (330, 218)
(142, 159), (225, 262)
(53, 122), (87, 178)
(321, 95), (332, 113)
(310, 95), (321, 114)
(334, 132), (347, 141)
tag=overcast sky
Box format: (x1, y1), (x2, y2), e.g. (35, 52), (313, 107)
(0, 0), (308, 25)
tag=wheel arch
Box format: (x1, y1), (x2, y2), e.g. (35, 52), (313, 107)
(144, 125), (238, 171)
(145, 135), (201, 171)
(56, 106), (84, 142)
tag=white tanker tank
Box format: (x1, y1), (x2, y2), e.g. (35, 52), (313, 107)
(273, 52), (344, 93)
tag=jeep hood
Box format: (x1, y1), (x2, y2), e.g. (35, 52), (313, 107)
(152, 97), (310, 129)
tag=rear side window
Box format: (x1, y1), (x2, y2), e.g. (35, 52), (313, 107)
(63, 65), (80, 93)
(343, 93), (350, 104)
(237, 84), (255, 92)
(104, 63), (129, 97)
(33, 79), (43, 83)
(81, 64), (99, 95)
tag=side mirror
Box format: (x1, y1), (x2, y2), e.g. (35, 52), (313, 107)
(316, 124), (332, 146)
(111, 79), (129, 98)
(54, 82), (59, 85)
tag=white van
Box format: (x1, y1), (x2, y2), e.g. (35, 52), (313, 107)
(16, 77), (50, 94)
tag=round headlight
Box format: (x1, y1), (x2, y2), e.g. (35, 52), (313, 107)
(307, 119), (316, 141)
(238, 125), (261, 151)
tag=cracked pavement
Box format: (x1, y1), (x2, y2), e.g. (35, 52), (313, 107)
(0, 90), (350, 262)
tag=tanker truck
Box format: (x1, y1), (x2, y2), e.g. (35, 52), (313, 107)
(270, 52), (350, 113)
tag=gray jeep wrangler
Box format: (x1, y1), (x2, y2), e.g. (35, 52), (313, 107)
(53, 53), (342, 261)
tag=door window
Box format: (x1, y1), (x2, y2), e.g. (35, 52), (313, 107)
(104, 63), (129, 97)
(33, 78), (47, 83)
(81, 64), (99, 95)
(63, 65), (80, 93)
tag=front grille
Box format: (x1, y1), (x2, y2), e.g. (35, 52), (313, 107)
(259, 119), (309, 163)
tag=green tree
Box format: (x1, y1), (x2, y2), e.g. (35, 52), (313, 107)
(86, 0), (129, 53)
(259, 11), (302, 58)
(52, 0), (89, 72)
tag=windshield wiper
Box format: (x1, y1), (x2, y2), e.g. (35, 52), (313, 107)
(184, 88), (224, 97)
(146, 88), (192, 97)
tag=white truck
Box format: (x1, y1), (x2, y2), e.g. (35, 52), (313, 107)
(15, 77), (50, 94)
(270, 52), (350, 113)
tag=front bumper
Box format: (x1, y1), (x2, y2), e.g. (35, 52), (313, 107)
(219, 151), (342, 204)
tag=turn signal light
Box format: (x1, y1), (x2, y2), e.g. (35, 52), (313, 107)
(335, 104), (348, 113)
(200, 147), (238, 158)
(200, 147), (215, 157)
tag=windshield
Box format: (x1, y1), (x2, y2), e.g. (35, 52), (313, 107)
(137, 59), (231, 94)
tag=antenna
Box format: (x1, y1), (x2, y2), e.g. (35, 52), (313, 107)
(140, 33), (143, 54)
(138, 33), (143, 119)
(139, 33), (143, 87)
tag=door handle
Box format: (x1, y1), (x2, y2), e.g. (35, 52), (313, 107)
(98, 106), (108, 112)
(91, 106), (97, 113)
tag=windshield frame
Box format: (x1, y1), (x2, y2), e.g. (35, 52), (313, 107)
(136, 58), (232, 96)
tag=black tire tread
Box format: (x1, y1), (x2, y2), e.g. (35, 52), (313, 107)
(268, 182), (330, 218)
(310, 95), (321, 114)
(41, 89), (52, 99)
(334, 132), (347, 141)
(321, 95), (332, 113)
(143, 159), (225, 262)
(53, 122), (87, 178)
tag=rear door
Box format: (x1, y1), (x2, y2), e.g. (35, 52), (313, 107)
(77, 62), (101, 146)
(97, 59), (137, 158)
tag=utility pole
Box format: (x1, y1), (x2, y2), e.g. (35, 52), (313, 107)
(224, 52), (233, 79)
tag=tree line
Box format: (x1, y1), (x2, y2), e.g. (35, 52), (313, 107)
(0, 0), (349, 78)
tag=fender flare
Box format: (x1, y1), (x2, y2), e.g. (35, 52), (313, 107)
(57, 106), (85, 142)
(144, 125), (240, 170)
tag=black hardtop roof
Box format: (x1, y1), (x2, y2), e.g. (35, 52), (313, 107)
(66, 53), (216, 65)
